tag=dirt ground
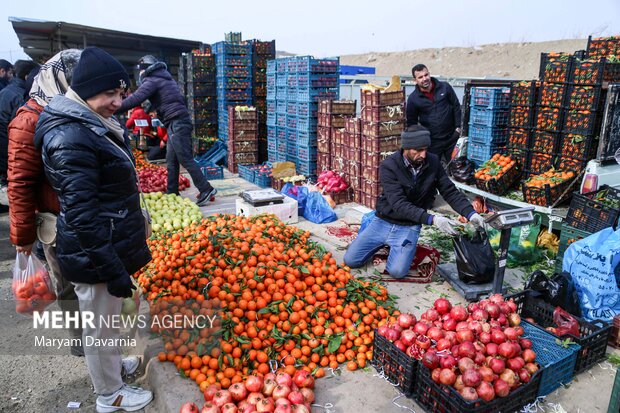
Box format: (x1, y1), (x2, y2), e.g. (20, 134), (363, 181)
(339, 38), (588, 79)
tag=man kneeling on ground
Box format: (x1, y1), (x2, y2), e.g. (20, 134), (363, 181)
(343, 125), (485, 278)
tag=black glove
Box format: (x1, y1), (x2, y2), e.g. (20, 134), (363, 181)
(107, 275), (136, 298)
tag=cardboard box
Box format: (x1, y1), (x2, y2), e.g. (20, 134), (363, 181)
(235, 196), (299, 224)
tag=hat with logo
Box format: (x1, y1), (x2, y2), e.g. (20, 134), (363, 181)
(71, 47), (129, 100)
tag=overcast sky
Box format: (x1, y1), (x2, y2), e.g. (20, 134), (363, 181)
(1, 0), (619, 62)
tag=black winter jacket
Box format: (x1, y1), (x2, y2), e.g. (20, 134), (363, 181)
(0, 78), (27, 148)
(406, 78), (462, 152)
(35, 95), (151, 284)
(118, 62), (189, 125)
(375, 150), (474, 226)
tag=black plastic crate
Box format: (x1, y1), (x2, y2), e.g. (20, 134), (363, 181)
(587, 35), (620, 58)
(510, 291), (610, 375)
(566, 84), (602, 111)
(562, 109), (602, 135)
(565, 185), (620, 232)
(525, 150), (554, 175)
(570, 58), (605, 85)
(370, 331), (417, 395)
(603, 59), (620, 82)
(510, 81), (537, 107)
(557, 133), (598, 161)
(535, 106), (563, 132)
(599, 84), (620, 162)
(509, 105), (534, 128)
(540, 53), (573, 83)
(413, 358), (542, 413)
(522, 174), (577, 207)
(538, 83), (568, 108)
(530, 130), (560, 154)
(507, 127), (530, 148)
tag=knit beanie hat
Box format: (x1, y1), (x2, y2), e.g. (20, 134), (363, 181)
(401, 125), (431, 149)
(71, 47), (129, 100)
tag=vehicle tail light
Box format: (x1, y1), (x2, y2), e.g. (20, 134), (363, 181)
(581, 173), (598, 194)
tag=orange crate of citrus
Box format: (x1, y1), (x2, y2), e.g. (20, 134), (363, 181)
(523, 169), (577, 206)
(473, 153), (521, 195)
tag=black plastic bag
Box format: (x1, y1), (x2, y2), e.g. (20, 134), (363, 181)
(525, 270), (582, 317)
(454, 229), (495, 284)
(448, 156), (476, 184)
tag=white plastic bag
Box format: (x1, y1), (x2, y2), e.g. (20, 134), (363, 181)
(12, 252), (56, 315)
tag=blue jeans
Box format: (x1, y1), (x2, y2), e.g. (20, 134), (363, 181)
(343, 216), (421, 279)
(166, 117), (212, 194)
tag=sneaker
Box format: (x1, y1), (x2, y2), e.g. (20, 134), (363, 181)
(196, 187), (217, 206)
(121, 356), (141, 378)
(96, 384), (153, 413)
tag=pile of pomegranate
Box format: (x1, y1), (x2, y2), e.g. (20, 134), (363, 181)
(138, 166), (190, 193)
(180, 369), (315, 413)
(378, 294), (539, 402)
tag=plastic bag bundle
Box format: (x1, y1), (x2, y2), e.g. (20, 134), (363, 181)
(453, 229), (495, 284)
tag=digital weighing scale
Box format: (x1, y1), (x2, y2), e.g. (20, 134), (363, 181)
(437, 207), (536, 301)
(241, 189), (285, 207)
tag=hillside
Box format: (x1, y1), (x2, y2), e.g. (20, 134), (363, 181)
(338, 39), (588, 80)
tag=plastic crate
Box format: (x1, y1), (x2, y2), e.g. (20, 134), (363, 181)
(217, 89), (251, 101)
(297, 87), (339, 103)
(297, 73), (339, 88)
(200, 164), (224, 180)
(474, 157), (522, 196)
(295, 56), (339, 73)
(530, 131), (560, 154)
(507, 127), (530, 148)
(266, 112), (276, 127)
(508, 106), (534, 128)
(468, 124), (508, 145)
(562, 109), (601, 135)
(296, 116), (318, 132)
(467, 142), (503, 166)
(267, 137), (276, 153)
(522, 176), (576, 207)
(286, 114), (297, 130)
(296, 159), (317, 176)
(216, 55), (251, 66)
(276, 75), (287, 87)
(470, 107), (509, 127)
(566, 84), (603, 111)
(565, 185), (620, 232)
(252, 40), (276, 56)
(297, 130), (317, 146)
(254, 173), (272, 188)
(525, 150), (554, 176)
(587, 35), (620, 58)
(510, 80), (538, 107)
(275, 100), (286, 114)
(538, 83), (568, 107)
(286, 102), (297, 116)
(267, 100), (276, 113)
(470, 87), (511, 108)
(370, 332), (417, 395)
(297, 101), (319, 118)
(540, 53), (574, 83)
(360, 89), (405, 107)
(570, 58), (605, 85)
(275, 151), (287, 162)
(297, 145), (317, 162)
(276, 113), (287, 128)
(534, 106), (563, 132)
(237, 164), (255, 182)
(266, 60), (277, 75)
(361, 120), (405, 138)
(217, 66), (251, 78)
(510, 291), (610, 376)
(557, 133), (598, 161)
(216, 76), (252, 89)
(414, 364), (541, 413)
(212, 42), (251, 55)
(187, 82), (217, 97)
(275, 59), (288, 74)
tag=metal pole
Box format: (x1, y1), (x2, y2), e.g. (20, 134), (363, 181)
(492, 228), (512, 294)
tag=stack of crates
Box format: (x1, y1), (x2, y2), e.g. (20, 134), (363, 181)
(184, 51), (218, 141)
(357, 89), (406, 209)
(317, 99), (357, 178)
(586, 35), (620, 83)
(250, 40), (276, 163)
(344, 118), (362, 199)
(266, 60), (278, 163)
(467, 87), (510, 166)
(507, 80), (538, 167)
(214, 41), (253, 143)
(227, 107), (258, 173)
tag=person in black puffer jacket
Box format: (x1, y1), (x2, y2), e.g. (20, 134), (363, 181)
(117, 55), (216, 205)
(35, 47), (154, 413)
(344, 125), (485, 279)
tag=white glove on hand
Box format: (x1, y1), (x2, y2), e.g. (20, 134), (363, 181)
(433, 216), (458, 236)
(468, 213), (486, 229)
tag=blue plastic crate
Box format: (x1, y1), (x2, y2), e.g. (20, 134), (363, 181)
(287, 74), (297, 88)
(267, 74), (276, 88)
(286, 128), (297, 144)
(266, 112), (276, 126)
(217, 89), (251, 101)
(276, 113), (287, 128)
(254, 174), (272, 188)
(276, 127), (287, 141)
(286, 114), (298, 130)
(297, 130), (317, 146)
(287, 88), (298, 101)
(276, 151), (287, 162)
(297, 102), (318, 118)
(276, 100), (287, 114)
(276, 86), (288, 100)
(267, 100), (276, 113)
(522, 321), (580, 397)
(267, 137), (276, 153)
(276, 59), (288, 74)
(276, 138), (287, 153)
(297, 73), (339, 88)
(194, 141), (228, 166)
(468, 123), (508, 145)
(297, 116), (318, 132)
(215, 55), (251, 66)
(268, 151), (277, 162)
(216, 76), (252, 89)
(267, 89), (276, 100)
(295, 56), (340, 73)
(286, 57), (298, 72)
(213, 42), (251, 55)
(296, 159), (317, 175)
(470, 107), (509, 127)
(276, 75), (287, 87)
(287, 102), (297, 116)
(199, 164), (224, 180)
(470, 87), (511, 108)
(216, 66), (251, 78)
(297, 145), (317, 162)
(267, 60), (276, 75)
(467, 142), (502, 166)
(286, 142), (297, 159)
(237, 164), (255, 182)
(297, 87), (339, 103)
(267, 125), (276, 139)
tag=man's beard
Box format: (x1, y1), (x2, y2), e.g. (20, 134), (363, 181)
(408, 157), (424, 169)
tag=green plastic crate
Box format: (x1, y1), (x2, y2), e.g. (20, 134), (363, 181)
(554, 222), (592, 274)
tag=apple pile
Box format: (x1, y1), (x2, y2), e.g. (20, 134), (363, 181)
(378, 294), (539, 402)
(142, 192), (203, 234)
(138, 166), (190, 193)
(180, 369), (315, 413)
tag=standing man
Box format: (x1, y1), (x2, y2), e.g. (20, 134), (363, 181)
(0, 60), (13, 91)
(117, 55), (217, 205)
(0, 59), (39, 188)
(343, 125), (484, 279)
(406, 64), (462, 165)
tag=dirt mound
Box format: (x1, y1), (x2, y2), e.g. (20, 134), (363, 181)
(339, 39), (588, 80)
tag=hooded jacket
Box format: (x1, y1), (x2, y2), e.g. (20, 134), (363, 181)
(375, 150), (474, 226)
(7, 99), (61, 246)
(35, 95), (151, 284)
(405, 78), (462, 152)
(118, 62), (188, 125)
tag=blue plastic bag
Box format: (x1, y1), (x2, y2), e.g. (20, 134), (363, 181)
(359, 211), (376, 234)
(563, 227), (620, 322)
(281, 183), (308, 216)
(303, 191), (337, 224)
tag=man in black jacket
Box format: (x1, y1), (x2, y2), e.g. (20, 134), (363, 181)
(0, 59), (13, 92)
(406, 64), (462, 164)
(118, 55), (216, 205)
(344, 125), (484, 278)
(0, 59), (39, 187)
